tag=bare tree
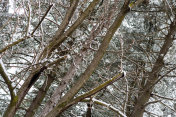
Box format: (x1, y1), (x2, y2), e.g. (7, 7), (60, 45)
(0, 0), (176, 117)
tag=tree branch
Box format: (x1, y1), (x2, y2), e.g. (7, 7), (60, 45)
(83, 98), (127, 117)
(131, 14), (176, 117)
(31, 4), (53, 36)
(0, 4), (53, 54)
(40, 0), (100, 60)
(0, 59), (15, 99)
(24, 73), (55, 117)
(3, 56), (66, 117)
(45, 2), (130, 116)
(46, 72), (126, 116)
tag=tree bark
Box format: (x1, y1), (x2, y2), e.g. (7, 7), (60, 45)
(24, 73), (54, 117)
(3, 66), (46, 117)
(39, 53), (84, 117)
(131, 16), (176, 117)
(45, 3), (130, 117)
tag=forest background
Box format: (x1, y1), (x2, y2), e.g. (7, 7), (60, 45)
(0, 0), (176, 117)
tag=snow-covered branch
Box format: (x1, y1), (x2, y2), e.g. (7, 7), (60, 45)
(83, 98), (127, 117)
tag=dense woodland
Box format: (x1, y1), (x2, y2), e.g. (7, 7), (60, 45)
(0, 0), (176, 117)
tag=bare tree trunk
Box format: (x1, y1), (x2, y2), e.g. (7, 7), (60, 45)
(131, 16), (176, 117)
(2, 1), (79, 116)
(3, 66), (46, 117)
(24, 73), (54, 117)
(45, 2), (130, 117)
(39, 54), (83, 117)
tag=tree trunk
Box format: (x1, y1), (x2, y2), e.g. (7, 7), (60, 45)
(45, 3), (130, 117)
(131, 15), (176, 117)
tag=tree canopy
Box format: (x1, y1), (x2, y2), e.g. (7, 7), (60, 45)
(0, 0), (176, 117)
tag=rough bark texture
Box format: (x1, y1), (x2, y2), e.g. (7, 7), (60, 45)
(40, 0), (100, 60)
(130, 16), (176, 117)
(39, 54), (84, 117)
(24, 74), (54, 117)
(2, 1), (78, 117)
(3, 66), (46, 117)
(45, 3), (130, 117)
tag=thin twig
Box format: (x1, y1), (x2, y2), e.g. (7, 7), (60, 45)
(31, 4), (53, 35)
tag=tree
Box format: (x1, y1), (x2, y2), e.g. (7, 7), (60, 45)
(0, 0), (176, 117)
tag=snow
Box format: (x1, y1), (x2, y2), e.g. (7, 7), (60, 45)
(0, 59), (9, 77)
(92, 98), (127, 117)
(9, 0), (24, 15)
